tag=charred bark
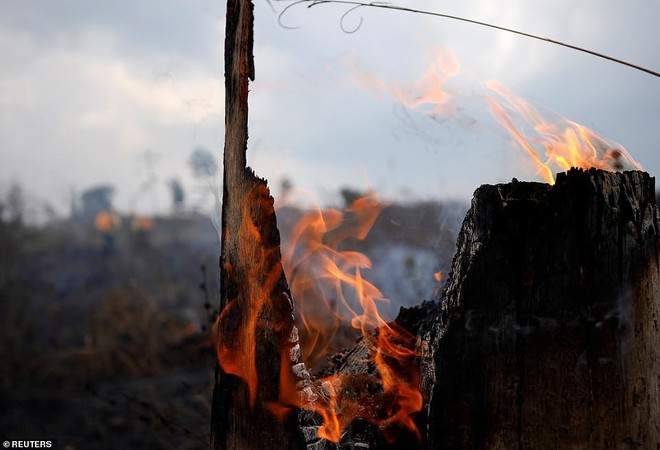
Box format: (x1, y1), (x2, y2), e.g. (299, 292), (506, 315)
(422, 168), (660, 449)
(210, 0), (305, 448)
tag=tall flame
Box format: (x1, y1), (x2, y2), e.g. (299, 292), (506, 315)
(216, 189), (423, 443)
(215, 184), (285, 407)
(280, 192), (423, 442)
(282, 194), (382, 366)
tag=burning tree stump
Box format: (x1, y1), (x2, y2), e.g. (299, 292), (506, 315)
(422, 168), (660, 449)
(212, 1), (659, 448)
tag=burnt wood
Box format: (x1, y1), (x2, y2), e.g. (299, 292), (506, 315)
(211, 7), (659, 447)
(421, 168), (660, 449)
(210, 0), (305, 448)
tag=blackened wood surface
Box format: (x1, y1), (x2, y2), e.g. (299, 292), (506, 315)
(210, 0), (304, 448)
(422, 169), (660, 449)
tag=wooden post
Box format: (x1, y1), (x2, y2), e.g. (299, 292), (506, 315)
(422, 169), (660, 449)
(210, 0), (305, 448)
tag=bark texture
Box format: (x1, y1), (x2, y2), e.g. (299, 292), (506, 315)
(210, 0), (305, 448)
(422, 168), (660, 449)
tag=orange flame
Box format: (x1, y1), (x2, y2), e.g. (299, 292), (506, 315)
(215, 188), (422, 441)
(352, 47), (461, 117)
(352, 48), (642, 184)
(215, 185), (285, 407)
(281, 194), (383, 367)
(279, 192), (422, 442)
(94, 210), (121, 232)
(485, 80), (642, 183)
(433, 271), (443, 283)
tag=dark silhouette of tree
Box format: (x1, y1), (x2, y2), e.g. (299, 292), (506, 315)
(188, 146), (218, 179)
(79, 185), (115, 224)
(168, 178), (185, 214)
(5, 182), (25, 225)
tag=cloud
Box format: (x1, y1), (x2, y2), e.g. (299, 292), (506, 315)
(0, 0), (225, 64)
(0, 5), (224, 215)
(1, 0), (658, 218)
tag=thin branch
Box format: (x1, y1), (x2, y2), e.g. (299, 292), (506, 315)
(278, 0), (660, 79)
(339, 4), (364, 33)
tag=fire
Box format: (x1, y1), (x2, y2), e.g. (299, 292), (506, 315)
(281, 194), (382, 366)
(433, 271), (443, 298)
(392, 48), (460, 116)
(280, 192), (422, 442)
(216, 188), (423, 442)
(216, 46), (647, 444)
(215, 184), (285, 407)
(94, 210), (121, 232)
(485, 80), (642, 183)
(351, 47), (461, 117)
(352, 48), (642, 184)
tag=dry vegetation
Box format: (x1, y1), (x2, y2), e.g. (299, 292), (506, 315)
(0, 204), (219, 449)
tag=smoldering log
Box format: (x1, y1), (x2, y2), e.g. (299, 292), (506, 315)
(421, 168), (660, 449)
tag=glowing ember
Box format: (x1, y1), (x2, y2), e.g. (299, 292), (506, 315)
(433, 271), (443, 298)
(433, 271), (443, 283)
(485, 80), (642, 183)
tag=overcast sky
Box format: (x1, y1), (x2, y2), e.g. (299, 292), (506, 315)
(1, 0), (658, 219)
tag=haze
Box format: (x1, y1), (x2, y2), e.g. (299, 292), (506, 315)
(1, 0), (658, 220)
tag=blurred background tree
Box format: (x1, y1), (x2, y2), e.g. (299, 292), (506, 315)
(188, 146), (218, 179)
(79, 184), (115, 224)
(168, 178), (186, 215)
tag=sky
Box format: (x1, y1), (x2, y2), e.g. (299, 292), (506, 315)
(1, 0), (659, 220)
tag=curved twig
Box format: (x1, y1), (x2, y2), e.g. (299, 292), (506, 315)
(339, 4), (364, 33)
(277, 0), (660, 79)
(278, 0), (309, 29)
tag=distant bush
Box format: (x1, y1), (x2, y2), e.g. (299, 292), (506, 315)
(91, 286), (168, 370)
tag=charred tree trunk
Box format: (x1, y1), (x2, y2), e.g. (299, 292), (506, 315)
(210, 1), (305, 448)
(422, 169), (660, 449)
